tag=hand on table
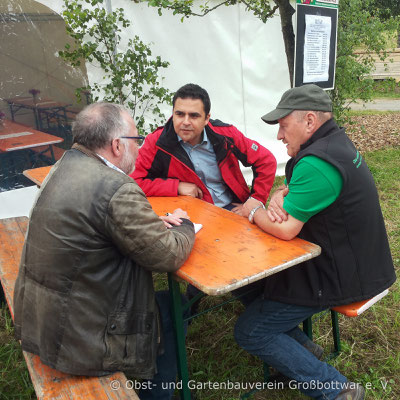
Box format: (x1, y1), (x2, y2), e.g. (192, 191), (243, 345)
(160, 208), (190, 228)
(178, 182), (203, 199)
(231, 203), (245, 215)
(241, 198), (265, 218)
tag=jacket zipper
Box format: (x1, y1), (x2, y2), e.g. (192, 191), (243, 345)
(155, 145), (213, 200)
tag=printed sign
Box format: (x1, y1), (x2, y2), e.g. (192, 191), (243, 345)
(303, 14), (331, 83)
(294, 3), (338, 89)
(296, 0), (339, 8)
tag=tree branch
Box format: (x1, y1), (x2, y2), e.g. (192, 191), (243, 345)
(273, 0), (295, 87)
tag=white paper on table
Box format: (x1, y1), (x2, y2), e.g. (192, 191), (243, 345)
(0, 132), (33, 139)
(194, 223), (203, 234)
(303, 14), (331, 83)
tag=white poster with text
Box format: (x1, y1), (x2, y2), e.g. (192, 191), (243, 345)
(303, 14), (331, 83)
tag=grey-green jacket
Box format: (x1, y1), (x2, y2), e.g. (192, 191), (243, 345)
(13, 144), (195, 378)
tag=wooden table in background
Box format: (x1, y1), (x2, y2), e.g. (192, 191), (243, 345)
(0, 121), (63, 186)
(4, 97), (71, 130)
(0, 120), (62, 154)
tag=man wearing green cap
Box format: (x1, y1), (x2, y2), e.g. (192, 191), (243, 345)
(234, 84), (395, 399)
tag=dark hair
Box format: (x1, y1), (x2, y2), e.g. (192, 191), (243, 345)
(72, 102), (130, 151)
(172, 83), (211, 115)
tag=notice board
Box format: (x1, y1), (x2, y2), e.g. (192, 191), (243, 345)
(294, 0), (339, 89)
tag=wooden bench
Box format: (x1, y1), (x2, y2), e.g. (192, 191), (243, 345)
(303, 290), (389, 357)
(0, 217), (139, 399)
(23, 166), (52, 187)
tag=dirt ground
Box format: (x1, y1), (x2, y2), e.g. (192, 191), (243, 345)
(345, 113), (400, 153)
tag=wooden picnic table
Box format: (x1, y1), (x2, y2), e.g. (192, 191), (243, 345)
(0, 120), (63, 154)
(0, 121), (63, 187)
(21, 164), (322, 400)
(3, 97), (72, 130)
(150, 196), (320, 295)
(148, 196), (321, 399)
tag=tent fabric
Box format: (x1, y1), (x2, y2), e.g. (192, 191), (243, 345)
(9, 0), (294, 175)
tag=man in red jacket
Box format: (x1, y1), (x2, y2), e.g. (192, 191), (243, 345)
(131, 83), (277, 214)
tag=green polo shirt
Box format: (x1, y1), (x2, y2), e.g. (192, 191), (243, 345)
(283, 156), (343, 223)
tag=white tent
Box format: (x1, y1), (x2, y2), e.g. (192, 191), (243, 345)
(33, 0), (293, 174)
(1, 0), (294, 214)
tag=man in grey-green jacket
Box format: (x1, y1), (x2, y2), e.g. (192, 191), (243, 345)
(13, 102), (195, 400)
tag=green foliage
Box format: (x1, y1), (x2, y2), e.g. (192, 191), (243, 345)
(141, 0), (400, 125)
(329, 0), (400, 125)
(141, 0), (278, 23)
(371, 0), (400, 19)
(369, 78), (400, 99)
(59, 0), (172, 134)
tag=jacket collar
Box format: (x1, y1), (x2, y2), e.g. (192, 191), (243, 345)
(155, 117), (229, 167)
(72, 143), (107, 165)
(299, 118), (341, 152)
(155, 118), (194, 169)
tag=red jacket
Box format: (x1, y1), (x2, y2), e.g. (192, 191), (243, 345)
(131, 118), (277, 204)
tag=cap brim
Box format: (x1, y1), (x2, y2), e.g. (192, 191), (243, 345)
(261, 108), (293, 125)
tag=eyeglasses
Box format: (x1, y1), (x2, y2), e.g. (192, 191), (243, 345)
(120, 136), (145, 147)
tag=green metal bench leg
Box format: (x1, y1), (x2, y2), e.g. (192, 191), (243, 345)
(331, 310), (341, 355)
(168, 274), (191, 400)
(303, 317), (313, 340)
(263, 361), (271, 383)
(0, 284), (5, 306)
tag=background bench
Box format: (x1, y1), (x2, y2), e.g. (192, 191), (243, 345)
(0, 216), (139, 399)
(30, 145), (66, 164)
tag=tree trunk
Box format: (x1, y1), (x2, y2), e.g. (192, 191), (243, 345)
(273, 0), (296, 87)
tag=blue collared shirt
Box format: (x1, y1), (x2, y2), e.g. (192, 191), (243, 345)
(178, 130), (233, 207)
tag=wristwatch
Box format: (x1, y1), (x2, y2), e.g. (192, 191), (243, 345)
(248, 205), (264, 224)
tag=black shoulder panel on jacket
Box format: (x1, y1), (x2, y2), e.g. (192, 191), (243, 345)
(210, 119), (232, 127)
(147, 149), (172, 179)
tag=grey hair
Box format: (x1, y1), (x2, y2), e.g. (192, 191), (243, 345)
(72, 102), (130, 151)
(293, 110), (333, 123)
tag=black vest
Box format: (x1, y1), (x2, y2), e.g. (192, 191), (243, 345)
(263, 119), (395, 307)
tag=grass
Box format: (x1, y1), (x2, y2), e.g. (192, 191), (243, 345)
(369, 79), (400, 100)
(0, 147), (399, 399)
(347, 109), (400, 116)
(0, 306), (35, 399)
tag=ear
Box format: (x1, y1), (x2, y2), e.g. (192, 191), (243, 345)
(110, 137), (123, 157)
(204, 113), (211, 126)
(304, 112), (318, 137)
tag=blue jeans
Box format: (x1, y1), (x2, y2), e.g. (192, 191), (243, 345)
(139, 291), (188, 400)
(234, 297), (347, 399)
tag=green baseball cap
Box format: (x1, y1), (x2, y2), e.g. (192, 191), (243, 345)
(261, 84), (332, 125)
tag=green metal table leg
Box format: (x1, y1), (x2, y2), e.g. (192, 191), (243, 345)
(49, 145), (56, 164)
(168, 273), (191, 400)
